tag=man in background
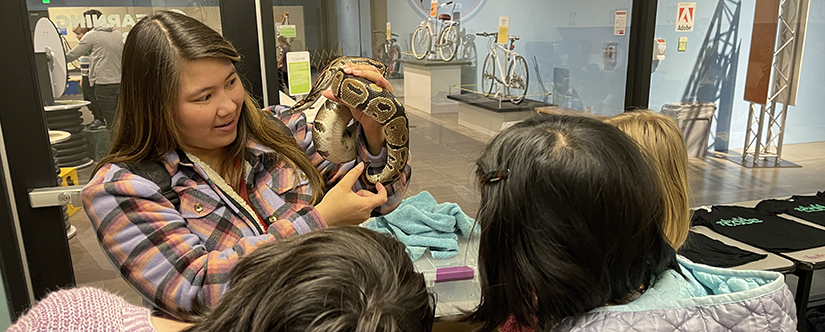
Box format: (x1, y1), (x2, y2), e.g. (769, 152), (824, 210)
(71, 24), (105, 130)
(66, 9), (123, 128)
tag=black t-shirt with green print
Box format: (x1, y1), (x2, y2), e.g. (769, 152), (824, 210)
(756, 191), (825, 226)
(678, 232), (767, 268)
(692, 205), (825, 253)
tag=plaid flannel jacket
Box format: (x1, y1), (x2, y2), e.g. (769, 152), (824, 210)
(81, 105), (410, 314)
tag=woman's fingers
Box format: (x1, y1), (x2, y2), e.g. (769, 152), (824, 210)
(338, 162), (365, 189)
(321, 90), (340, 103)
(343, 64), (393, 93)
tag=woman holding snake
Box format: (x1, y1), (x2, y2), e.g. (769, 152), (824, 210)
(81, 11), (410, 317)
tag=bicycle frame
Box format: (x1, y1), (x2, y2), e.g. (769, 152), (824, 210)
(415, 2), (459, 48)
(487, 40), (520, 88)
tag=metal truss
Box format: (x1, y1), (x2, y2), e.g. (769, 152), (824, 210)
(740, 0), (809, 168)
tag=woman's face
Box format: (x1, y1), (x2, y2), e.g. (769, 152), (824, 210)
(175, 57), (244, 155)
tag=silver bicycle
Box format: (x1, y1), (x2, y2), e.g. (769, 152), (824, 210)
(411, 1), (460, 61)
(477, 32), (529, 104)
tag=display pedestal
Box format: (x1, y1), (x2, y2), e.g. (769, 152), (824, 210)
(447, 93), (553, 136)
(400, 59), (470, 114)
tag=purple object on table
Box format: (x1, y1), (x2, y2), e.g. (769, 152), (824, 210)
(436, 266), (474, 283)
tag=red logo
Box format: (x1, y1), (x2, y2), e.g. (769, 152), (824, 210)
(678, 7), (694, 24)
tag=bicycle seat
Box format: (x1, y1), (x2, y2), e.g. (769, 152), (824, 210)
(476, 32), (497, 37)
(509, 35), (520, 41)
(438, 14), (451, 21)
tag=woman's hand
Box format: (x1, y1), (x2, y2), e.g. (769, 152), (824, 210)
(322, 64), (393, 155)
(315, 162), (388, 226)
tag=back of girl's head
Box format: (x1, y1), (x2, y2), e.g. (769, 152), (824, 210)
(606, 110), (692, 249)
(184, 227), (434, 332)
(469, 115), (678, 331)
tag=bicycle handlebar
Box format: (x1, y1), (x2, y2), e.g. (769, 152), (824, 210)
(476, 32), (497, 37)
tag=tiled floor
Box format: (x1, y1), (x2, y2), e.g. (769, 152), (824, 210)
(68, 105), (825, 309)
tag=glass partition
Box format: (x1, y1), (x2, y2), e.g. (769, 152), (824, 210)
(650, 0), (825, 152)
(386, 0), (633, 115)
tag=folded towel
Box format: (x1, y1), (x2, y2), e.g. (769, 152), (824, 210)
(365, 191), (479, 260)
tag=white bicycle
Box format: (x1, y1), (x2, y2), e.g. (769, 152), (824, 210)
(411, 1), (460, 61)
(477, 31), (529, 104)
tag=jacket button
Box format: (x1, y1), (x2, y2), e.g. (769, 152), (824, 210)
(268, 216), (277, 224)
(194, 203), (203, 213)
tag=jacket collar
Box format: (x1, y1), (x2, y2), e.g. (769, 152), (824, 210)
(162, 139), (281, 180)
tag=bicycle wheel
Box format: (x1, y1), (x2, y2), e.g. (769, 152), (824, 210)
(437, 25), (460, 62)
(506, 55), (529, 104)
(388, 45), (401, 75)
(481, 53), (496, 96)
(462, 42), (477, 67)
(411, 26), (431, 60)
(375, 45), (388, 66)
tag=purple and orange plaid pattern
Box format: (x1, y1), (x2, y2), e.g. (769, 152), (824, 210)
(82, 105), (410, 314)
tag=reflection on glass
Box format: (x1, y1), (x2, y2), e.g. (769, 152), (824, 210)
(387, 0), (631, 115)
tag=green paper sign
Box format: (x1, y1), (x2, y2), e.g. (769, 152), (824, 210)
(287, 51), (311, 95)
(279, 25), (296, 38)
(678, 36), (687, 52)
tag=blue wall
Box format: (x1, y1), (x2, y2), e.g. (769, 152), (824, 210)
(387, 0), (634, 116)
(650, 0), (825, 150)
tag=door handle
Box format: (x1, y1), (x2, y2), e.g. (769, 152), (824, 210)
(28, 185), (84, 208)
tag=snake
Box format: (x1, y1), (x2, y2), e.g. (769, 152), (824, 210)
(292, 57), (408, 185)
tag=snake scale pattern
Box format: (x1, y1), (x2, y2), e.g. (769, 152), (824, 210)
(292, 57), (408, 185)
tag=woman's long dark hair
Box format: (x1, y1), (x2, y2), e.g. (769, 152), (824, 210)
(181, 227), (434, 332)
(467, 115), (679, 331)
(96, 11), (325, 202)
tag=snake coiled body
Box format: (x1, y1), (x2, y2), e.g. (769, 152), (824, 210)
(292, 57), (408, 185)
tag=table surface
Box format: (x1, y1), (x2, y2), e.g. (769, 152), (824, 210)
(690, 226), (796, 273)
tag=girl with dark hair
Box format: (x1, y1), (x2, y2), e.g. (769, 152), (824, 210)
(468, 115), (796, 332)
(81, 11), (410, 315)
(7, 227), (435, 332)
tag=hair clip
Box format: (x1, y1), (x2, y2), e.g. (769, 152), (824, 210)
(481, 169), (510, 184)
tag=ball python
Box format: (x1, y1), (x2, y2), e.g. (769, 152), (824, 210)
(292, 57), (408, 185)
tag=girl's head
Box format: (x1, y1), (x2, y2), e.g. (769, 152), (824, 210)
(606, 110), (692, 249)
(98, 11), (324, 201)
(184, 227), (435, 332)
(470, 115), (678, 331)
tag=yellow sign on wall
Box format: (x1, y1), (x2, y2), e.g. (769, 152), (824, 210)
(386, 22), (392, 40)
(430, 0), (438, 17)
(497, 16), (510, 44)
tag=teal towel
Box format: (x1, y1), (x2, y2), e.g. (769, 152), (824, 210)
(366, 191), (480, 260)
